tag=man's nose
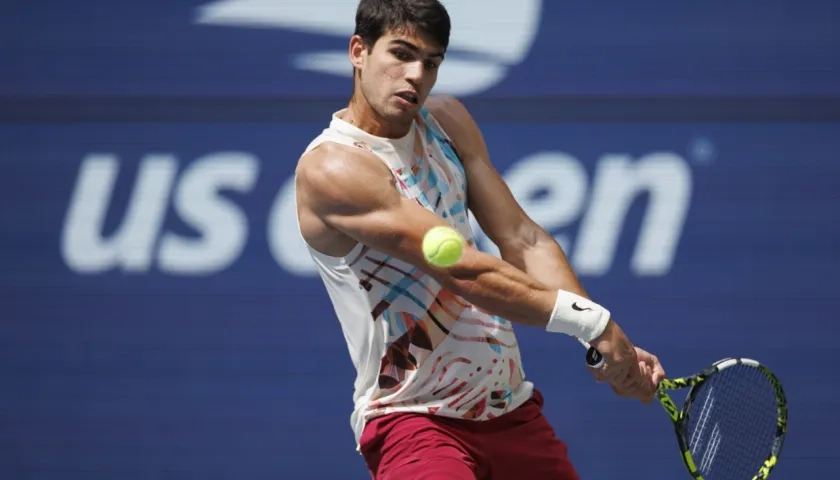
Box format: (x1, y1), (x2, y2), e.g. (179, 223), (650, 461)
(404, 61), (424, 85)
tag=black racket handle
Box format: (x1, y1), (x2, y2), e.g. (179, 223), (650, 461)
(586, 346), (605, 369)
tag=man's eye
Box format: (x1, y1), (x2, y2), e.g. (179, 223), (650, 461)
(393, 50), (412, 61)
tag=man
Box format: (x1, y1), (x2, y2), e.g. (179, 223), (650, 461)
(294, 0), (666, 478)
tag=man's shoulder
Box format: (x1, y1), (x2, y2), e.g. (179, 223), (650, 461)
(424, 95), (471, 123)
(423, 95), (481, 159)
(297, 140), (380, 175)
(296, 141), (394, 209)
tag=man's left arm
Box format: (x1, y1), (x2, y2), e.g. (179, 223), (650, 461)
(424, 96), (584, 295)
(425, 96), (665, 400)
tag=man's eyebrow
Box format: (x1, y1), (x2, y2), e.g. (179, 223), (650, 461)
(390, 39), (445, 58)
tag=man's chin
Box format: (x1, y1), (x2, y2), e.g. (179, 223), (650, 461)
(382, 104), (419, 123)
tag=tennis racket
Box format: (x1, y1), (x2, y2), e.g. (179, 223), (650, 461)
(581, 341), (788, 480)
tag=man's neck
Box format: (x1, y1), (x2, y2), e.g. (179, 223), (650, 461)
(342, 94), (413, 139)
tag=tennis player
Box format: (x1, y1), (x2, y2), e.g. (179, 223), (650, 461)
(294, 0), (666, 478)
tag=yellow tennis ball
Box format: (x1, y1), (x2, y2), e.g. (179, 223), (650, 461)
(422, 226), (465, 267)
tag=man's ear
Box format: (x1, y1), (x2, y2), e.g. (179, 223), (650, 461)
(349, 35), (368, 70)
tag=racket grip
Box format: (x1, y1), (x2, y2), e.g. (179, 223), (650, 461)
(575, 336), (606, 369)
(586, 346), (605, 369)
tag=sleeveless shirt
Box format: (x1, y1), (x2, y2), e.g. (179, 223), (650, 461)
(295, 107), (534, 449)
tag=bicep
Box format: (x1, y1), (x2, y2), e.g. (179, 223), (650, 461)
(299, 145), (455, 274)
(324, 189), (448, 267)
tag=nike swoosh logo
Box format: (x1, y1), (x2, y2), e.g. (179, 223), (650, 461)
(572, 302), (592, 312)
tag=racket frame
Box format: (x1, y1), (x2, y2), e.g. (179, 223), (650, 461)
(658, 357), (788, 480)
(580, 341), (788, 480)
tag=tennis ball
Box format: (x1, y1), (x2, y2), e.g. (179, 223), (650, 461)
(422, 226), (465, 268)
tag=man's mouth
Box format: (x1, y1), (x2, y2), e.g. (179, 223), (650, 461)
(395, 91), (418, 104)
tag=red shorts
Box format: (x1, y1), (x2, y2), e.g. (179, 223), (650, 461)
(359, 389), (579, 480)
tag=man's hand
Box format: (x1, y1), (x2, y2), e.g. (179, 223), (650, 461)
(592, 345), (666, 404)
(587, 319), (643, 389)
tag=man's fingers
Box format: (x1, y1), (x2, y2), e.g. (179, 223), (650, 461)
(605, 366), (634, 386)
(652, 369), (666, 386)
(646, 355), (666, 388)
(599, 346), (667, 405)
(610, 379), (650, 402)
(606, 361), (659, 402)
(615, 370), (640, 390)
(590, 349), (659, 401)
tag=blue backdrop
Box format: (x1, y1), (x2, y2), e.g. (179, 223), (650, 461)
(2, 0), (839, 479)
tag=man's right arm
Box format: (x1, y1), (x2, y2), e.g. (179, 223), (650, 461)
(296, 142), (561, 329)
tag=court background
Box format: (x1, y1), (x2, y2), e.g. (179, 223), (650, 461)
(1, 0), (838, 478)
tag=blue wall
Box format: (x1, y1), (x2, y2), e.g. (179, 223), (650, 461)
(2, 1), (838, 478)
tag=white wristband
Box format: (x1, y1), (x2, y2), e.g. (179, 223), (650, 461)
(546, 290), (611, 342)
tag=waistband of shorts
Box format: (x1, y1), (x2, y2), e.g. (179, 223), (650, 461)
(365, 386), (540, 438)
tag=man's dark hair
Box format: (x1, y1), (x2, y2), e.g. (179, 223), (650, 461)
(354, 0), (451, 51)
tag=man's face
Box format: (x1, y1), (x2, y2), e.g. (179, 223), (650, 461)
(351, 28), (445, 124)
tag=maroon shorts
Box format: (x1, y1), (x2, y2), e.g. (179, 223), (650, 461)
(359, 389), (579, 480)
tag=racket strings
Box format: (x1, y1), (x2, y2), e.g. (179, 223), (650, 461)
(685, 364), (779, 479)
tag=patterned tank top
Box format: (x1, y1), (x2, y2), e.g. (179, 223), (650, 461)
(296, 107), (533, 449)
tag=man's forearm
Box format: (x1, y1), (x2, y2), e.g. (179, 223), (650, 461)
(440, 246), (559, 328)
(434, 232), (610, 342)
(497, 227), (589, 298)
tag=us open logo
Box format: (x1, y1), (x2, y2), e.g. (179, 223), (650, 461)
(193, 0), (543, 96)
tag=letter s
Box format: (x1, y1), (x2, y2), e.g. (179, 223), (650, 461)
(157, 152), (259, 274)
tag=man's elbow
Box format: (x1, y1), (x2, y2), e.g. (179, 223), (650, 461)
(493, 220), (546, 255)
